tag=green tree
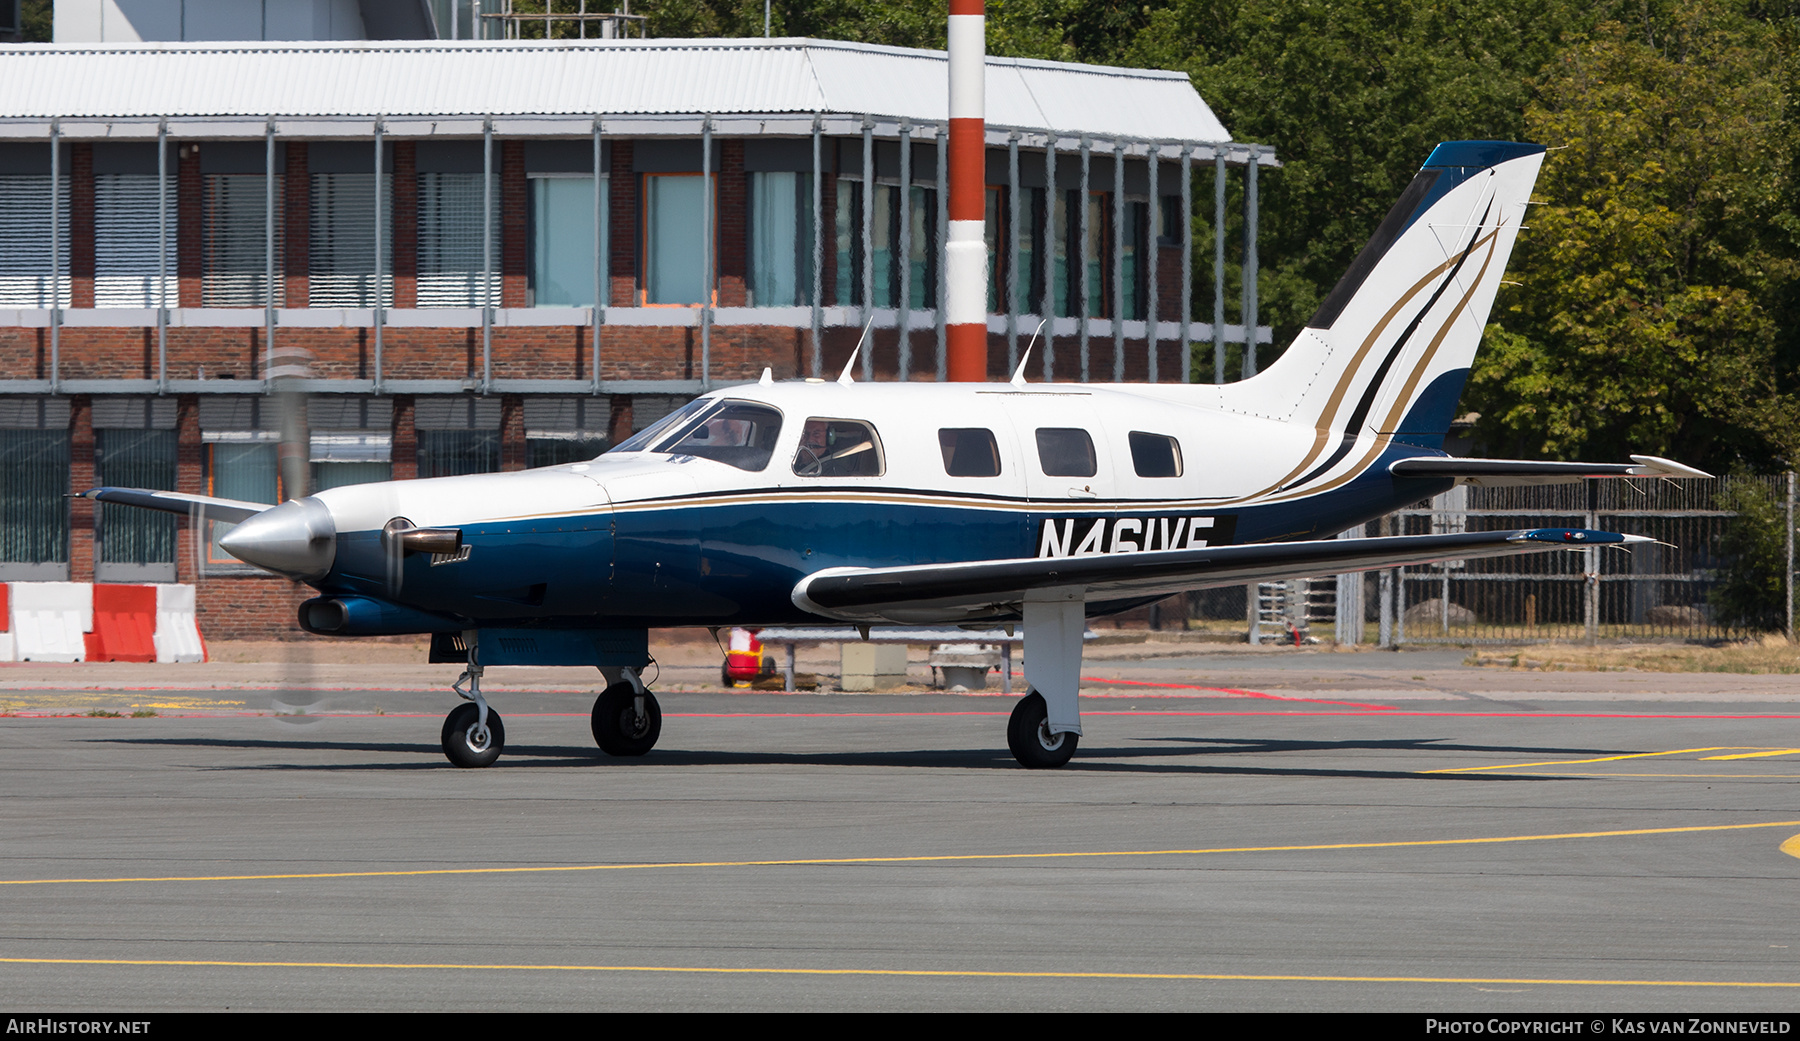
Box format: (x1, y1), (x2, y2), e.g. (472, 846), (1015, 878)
(1130, 0), (1596, 349)
(1709, 479), (1791, 631)
(1465, 2), (1800, 472)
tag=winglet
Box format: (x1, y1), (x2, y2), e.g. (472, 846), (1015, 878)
(1628, 455), (1713, 479)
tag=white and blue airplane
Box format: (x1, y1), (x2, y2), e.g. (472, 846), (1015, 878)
(85, 141), (1705, 769)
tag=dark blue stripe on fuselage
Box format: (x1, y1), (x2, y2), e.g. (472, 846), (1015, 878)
(315, 445), (1451, 629)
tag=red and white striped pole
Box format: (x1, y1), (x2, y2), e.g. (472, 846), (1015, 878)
(945, 0), (988, 382)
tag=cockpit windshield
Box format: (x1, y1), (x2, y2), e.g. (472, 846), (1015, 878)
(608, 398), (713, 454)
(609, 398), (785, 472)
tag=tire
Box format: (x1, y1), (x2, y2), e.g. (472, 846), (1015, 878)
(592, 682), (662, 757)
(1006, 691), (1078, 769)
(441, 702), (505, 768)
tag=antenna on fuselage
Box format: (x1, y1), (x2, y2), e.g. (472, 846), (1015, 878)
(838, 314), (876, 385)
(1011, 318), (1047, 388)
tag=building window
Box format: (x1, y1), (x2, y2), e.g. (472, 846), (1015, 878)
(415, 397), (501, 478)
(1121, 199), (1149, 321)
(0, 404), (70, 581)
(529, 174), (602, 307)
(832, 178), (936, 309)
(749, 171), (812, 307)
(525, 397), (610, 467)
(95, 174), (176, 308)
(202, 173), (285, 307)
(643, 173), (714, 305)
(204, 435), (279, 568)
(417, 172), (500, 307)
(0, 173), (70, 307)
(310, 172), (393, 308)
(96, 427), (177, 581)
(309, 395), (393, 490)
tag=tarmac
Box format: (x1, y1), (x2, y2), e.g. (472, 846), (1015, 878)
(4, 634), (1800, 1011)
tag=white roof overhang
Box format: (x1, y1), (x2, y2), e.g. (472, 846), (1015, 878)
(0, 37), (1253, 156)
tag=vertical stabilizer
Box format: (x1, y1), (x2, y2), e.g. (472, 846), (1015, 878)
(1219, 142), (1544, 496)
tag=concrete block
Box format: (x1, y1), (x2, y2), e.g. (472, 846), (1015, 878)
(840, 642), (908, 691)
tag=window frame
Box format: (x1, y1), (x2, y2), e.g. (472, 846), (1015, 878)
(1127, 430), (1184, 478)
(1034, 427), (1098, 478)
(793, 417), (886, 479)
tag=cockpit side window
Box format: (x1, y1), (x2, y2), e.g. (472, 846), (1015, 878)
(1035, 428), (1097, 477)
(938, 428), (1002, 477)
(1128, 431), (1183, 477)
(660, 402), (785, 471)
(793, 418), (885, 477)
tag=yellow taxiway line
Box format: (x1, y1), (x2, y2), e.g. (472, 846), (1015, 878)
(0, 955), (1797, 989)
(1423, 747), (1748, 773)
(5, 818), (1800, 888)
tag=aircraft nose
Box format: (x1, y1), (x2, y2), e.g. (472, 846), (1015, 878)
(218, 497), (337, 580)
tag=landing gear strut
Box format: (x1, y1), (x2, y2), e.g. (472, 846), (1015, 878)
(442, 633), (505, 768)
(592, 667), (661, 757)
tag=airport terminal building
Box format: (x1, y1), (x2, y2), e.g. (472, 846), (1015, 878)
(0, 29), (1274, 636)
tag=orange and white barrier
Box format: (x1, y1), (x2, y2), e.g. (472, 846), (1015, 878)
(1, 582), (206, 663)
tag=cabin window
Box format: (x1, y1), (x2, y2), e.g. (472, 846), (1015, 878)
(794, 418), (885, 477)
(1035, 428), (1097, 477)
(663, 402), (784, 471)
(938, 428), (1002, 478)
(1129, 431), (1183, 478)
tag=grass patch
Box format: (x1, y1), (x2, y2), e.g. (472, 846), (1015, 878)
(1467, 636), (1800, 674)
(130, 709), (157, 718)
(84, 709), (123, 718)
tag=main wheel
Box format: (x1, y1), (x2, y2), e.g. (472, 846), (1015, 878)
(441, 703), (505, 768)
(592, 682), (662, 757)
(1006, 691), (1078, 769)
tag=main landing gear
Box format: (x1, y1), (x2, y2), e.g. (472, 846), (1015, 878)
(1006, 590), (1088, 770)
(592, 669), (661, 757)
(1007, 691), (1078, 769)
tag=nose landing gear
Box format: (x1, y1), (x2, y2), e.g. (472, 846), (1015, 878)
(441, 637), (505, 768)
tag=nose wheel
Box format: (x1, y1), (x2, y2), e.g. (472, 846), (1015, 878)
(442, 702), (505, 768)
(441, 634), (504, 767)
(592, 678), (661, 757)
(1007, 690), (1078, 769)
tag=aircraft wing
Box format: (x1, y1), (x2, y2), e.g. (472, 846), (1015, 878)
(1388, 454), (1710, 486)
(78, 487), (272, 525)
(793, 527), (1645, 622)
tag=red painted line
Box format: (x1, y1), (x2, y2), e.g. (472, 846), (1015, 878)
(1077, 674), (1400, 712)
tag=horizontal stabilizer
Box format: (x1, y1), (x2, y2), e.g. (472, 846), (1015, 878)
(793, 527), (1648, 623)
(1388, 455), (1713, 486)
(79, 487), (272, 524)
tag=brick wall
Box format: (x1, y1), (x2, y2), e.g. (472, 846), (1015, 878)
(284, 142), (310, 305)
(609, 139), (636, 306)
(70, 144), (94, 308)
(177, 144), (202, 307)
(392, 142), (418, 307)
(501, 140), (527, 307)
(717, 140), (747, 306)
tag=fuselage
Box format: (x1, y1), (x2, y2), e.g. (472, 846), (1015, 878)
(257, 378), (1452, 631)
